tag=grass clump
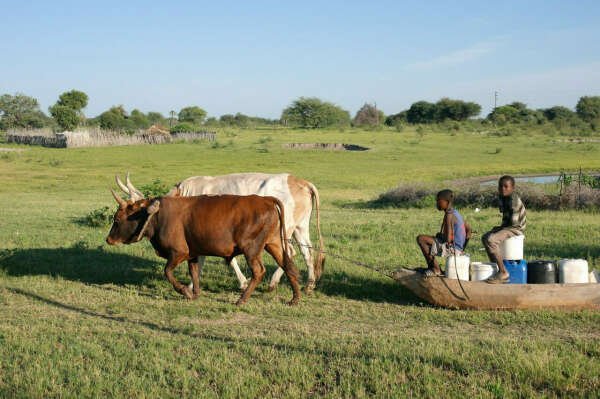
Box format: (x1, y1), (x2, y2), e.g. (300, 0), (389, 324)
(82, 206), (113, 227)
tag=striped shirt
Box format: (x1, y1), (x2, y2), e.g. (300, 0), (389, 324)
(499, 192), (526, 232)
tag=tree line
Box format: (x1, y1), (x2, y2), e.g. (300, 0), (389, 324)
(1, 90), (599, 133)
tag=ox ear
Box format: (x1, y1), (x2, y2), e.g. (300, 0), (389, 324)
(146, 199), (160, 215)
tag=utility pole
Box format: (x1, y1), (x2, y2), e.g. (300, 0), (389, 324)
(169, 110), (175, 127)
(494, 91), (498, 110)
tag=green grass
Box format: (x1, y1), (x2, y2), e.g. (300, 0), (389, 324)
(1, 128), (600, 398)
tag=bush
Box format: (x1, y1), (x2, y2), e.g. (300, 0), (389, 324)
(139, 178), (171, 197)
(169, 122), (197, 133)
(281, 97), (351, 128)
(49, 105), (79, 131)
(576, 96), (600, 122)
(83, 206), (114, 227)
(373, 182), (600, 210)
(178, 106), (207, 125)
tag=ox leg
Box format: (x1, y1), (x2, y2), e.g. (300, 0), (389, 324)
(164, 254), (193, 300)
(187, 259), (200, 300)
(236, 252), (266, 306)
(266, 241), (295, 292)
(265, 243), (301, 306)
(228, 257), (249, 291)
(293, 227), (316, 293)
(188, 256), (205, 292)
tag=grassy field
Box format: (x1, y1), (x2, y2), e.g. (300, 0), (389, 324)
(1, 127), (600, 398)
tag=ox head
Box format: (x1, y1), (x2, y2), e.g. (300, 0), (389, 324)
(106, 175), (159, 245)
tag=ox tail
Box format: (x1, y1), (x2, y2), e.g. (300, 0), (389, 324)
(273, 198), (299, 281)
(307, 181), (325, 280)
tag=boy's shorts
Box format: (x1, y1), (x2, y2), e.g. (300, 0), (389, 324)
(430, 236), (458, 257)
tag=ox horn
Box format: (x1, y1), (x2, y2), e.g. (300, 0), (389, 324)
(126, 172), (144, 201)
(115, 174), (130, 195)
(110, 188), (126, 207)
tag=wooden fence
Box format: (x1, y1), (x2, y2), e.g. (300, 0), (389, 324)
(6, 129), (216, 148)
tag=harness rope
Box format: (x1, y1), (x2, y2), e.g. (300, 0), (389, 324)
(293, 241), (395, 280)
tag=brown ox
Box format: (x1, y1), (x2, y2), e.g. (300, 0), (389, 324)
(105, 190), (301, 306)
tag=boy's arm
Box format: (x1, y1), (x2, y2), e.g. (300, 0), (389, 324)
(445, 212), (455, 244)
(463, 221), (472, 250)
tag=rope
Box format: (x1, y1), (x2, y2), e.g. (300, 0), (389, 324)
(293, 241), (395, 280)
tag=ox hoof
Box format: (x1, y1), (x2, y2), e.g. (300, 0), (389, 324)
(239, 282), (249, 292)
(266, 283), (278, 293)
(180, 286), (194, 300)
(287, 298), (300, 306)
(235, 299), (247, 306)
(303, 280), (316, 294)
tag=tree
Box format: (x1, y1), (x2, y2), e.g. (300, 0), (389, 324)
(49, 105), (79, 131)
(281, 97), (350, 128)
(233, 112), (249, 127)
(219, 114), (235, 125)
(0, 93), (49, 130)
(543, 106), (575, 121)
(353, 103), (382, 127)
(487, 105), (520, 124)
(147, 112), (164, 125)
(98, 106), (130, 130)
(406, 101), (436, 124)
(57, 90), (88, 112)
(130, 109), (151, 129)
(435, 98), (481, 121)
(576, 96), (600, 121)
(385, 111), (407, 126)
(178, 106), (207, 125)
(49, 89), (88, 130)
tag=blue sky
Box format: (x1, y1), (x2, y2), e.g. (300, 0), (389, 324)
(2, 1), (599, 119)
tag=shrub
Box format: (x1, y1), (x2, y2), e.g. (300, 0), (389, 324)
(178, 106), (207, 125)
(576, 96), (600, 122)
(49, 105), (79, 131)
(139, 178), (170, 197)
(83, 206), (114, 227)
(373, 182), (600, 210)
(281, 97), (351, 128)
(169, 122), (197, 133)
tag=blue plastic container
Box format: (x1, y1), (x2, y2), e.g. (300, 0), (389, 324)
(503, 260), (528, 284)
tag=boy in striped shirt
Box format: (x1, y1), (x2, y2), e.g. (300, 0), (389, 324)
(482, 175), (527, 283)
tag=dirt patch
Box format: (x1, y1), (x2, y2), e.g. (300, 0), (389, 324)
(282, 143), (369, 151)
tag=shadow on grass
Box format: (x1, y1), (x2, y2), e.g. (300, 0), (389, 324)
(7, 287), (422, 362)
(0, 247), (421, 304)
(0, 247), (161, 286)
(316, 269), (420, 305)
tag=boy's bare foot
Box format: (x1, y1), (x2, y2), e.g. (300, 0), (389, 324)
(422, 268), (443, 278)
(485, 272), (509, 284)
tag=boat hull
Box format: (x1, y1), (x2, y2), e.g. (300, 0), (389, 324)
(392, 268), (600, 310)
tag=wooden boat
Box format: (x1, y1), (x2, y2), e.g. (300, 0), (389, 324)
(392, 268), (600, 310)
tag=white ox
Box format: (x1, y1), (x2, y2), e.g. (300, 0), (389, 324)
(118, 173), (325, 292)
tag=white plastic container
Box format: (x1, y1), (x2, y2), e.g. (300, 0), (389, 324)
(470, 262), (498, 281)
(589, 270), (600, 283)
(558, 259), (589, 283)
(445, 254), (470, 281)
(500, 234), (525, 260)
